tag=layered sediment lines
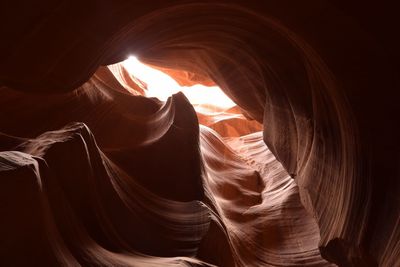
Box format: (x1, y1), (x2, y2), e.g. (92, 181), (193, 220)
(1, 1), (399, 266)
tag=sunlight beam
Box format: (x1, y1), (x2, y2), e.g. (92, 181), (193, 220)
(123, 56), (236, 109)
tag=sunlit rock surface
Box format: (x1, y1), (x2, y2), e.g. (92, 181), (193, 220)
(1, 1), (399, 266)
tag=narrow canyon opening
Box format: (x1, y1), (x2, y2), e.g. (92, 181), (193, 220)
(109, 56), (263, 137)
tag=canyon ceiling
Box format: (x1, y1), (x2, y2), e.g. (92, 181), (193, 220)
(0, 1), (399, 266)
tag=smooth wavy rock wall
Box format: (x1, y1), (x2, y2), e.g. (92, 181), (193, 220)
(1, 1), (399, 266)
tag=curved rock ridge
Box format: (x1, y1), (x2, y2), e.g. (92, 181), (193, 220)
(0, 122), (332, 267)
(1, 128), (212, 266)
(199, 127), (334, 267)
(0, 126), (211, 267)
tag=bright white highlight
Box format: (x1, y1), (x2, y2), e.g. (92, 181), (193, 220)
(123, 56), (236, 109)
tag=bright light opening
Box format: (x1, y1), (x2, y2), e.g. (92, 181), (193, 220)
(122, 56), (236, 109)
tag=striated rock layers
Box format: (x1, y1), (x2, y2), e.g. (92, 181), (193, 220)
(1, 1), (399, 266)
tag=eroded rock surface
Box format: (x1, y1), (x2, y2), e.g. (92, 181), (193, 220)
(1, 1), (399, 266)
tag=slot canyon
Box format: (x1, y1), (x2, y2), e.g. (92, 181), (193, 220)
(0, 1), (399, 266)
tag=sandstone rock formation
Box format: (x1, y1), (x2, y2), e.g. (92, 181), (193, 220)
(1, 1), (399, 266)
